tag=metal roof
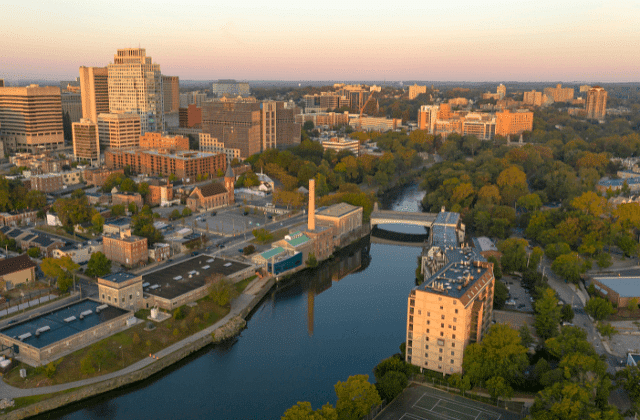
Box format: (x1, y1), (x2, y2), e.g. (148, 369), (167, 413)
(261, 247), (286, 260)
(594, 277), (640, 297)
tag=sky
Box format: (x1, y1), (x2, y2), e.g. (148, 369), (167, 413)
(2, 0), (639, 82)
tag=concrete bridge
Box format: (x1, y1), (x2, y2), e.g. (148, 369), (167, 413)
(370, 204), (438, 228)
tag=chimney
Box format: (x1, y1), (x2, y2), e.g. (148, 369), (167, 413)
(308, 179), (315, 231)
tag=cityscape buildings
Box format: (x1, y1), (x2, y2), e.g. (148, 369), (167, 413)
(97, 113), (141, 149)
(544, 83), (574, 103)
(408, 84), (427, 100)
(586, 86), (608, 120)
(0, 85), (65, 153)
(107, 48), (164, 134)
(211, 80), (250, 97)
(72, 118), (100, 166)
(162, 75), (180, 113)
(79, 66), (109, 123)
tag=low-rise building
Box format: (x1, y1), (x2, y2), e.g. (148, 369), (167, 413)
(111, 191), (144, 209)
(139, 132), (189, 151)
(148, 243), (170, 262)
(103, 232), (148, 267)
(0, 210), (38, 227)
(98, 272), (143, 311)
(146, 180), (174, 206)
(316, 202), (363, 243)
(61, 170), (83, 186)
(52, 240), (103, 264)
(30, 174), (63, 193)
(321, 137), (360, 157)
(83, 167), (125, 187)
(592, 276), (640, 308)
(0, 254), (37, 290)
(20, 235), (64, 258)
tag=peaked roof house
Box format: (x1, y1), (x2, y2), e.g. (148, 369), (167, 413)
(186, 182), (229, 212)
(0, 254), (37, 290)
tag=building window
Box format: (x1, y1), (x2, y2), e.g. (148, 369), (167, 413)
(440, 306), (443, 310)
(452, 343), (455, 347)
(452, 334), (456, 339)
(441, 315), (445, 320)
(102, 294), (105, 299)
(440, 323), (444, 328)
(121, 297), (125, 303)
(439, 356), (442, 361)
(407, 356), (411, 363)
(440, 332), (444, 337)
(408, 348), (412, 355)
(425, 361), (428, 366)
(427, 329), (430, 333)
(427, 312), (430, 317)
(408, 340), (412, 347)
(408, 332), (413, 339)
(409, 316), (414, 323)
(410, 299), (415, 306)
(453, 318), (457, 322)
(427, 320), (430, 325)
(129, 294), (133, 300)
(455, 309), (458, 314)
(418, 310), (421, 315)
(426, 337), (429, 341)
(451, 359), (454, 364)
(453, 326), (456, 331)
(108, 296), (111, 301)
(425, 345), (429, 349)
(410, 307), (414, 314)
(451, 351), (455, 356)
(437, 339), (445, 346)
(439, 348), (443, 353)
(409, 324), (413, 331)
(425, 353), (429, 358)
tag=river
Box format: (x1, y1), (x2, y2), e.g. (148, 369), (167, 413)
(42, 185), (427, 420)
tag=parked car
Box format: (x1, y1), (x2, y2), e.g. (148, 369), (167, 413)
(211, 211), (217, 216)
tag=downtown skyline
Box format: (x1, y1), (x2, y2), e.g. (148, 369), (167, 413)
(2, 0), (639, 82)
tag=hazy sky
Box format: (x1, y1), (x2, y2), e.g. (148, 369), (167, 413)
(2, 0), (639, 82)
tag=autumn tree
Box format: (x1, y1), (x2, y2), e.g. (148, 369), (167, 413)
(534, 288), (561, 340)
(334, 375), (381, 420)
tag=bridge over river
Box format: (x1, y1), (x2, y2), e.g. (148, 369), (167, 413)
(370, 205), (438, 228)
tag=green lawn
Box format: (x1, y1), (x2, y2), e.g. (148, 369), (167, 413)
(235, 275), (257, 294)
(2, 388), (78, 413)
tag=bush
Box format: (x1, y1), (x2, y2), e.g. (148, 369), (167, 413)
(243, 245), (256, 255)
(45, 362), (56, 378)
(173, 328), (179, 336)
(173, 306), (186, 320)
(132, 332), (141, 345)
(376, 371), (408, 402)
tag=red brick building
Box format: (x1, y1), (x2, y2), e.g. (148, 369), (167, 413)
(105, 149), (226, 181)
(147, 180), (174, 206)
(139, 132), (189, 150)
(186, 182), (229, 211)
(83, 167), (125, 187)
(112, 191), (144, 209)
(103, 232), (148, 267)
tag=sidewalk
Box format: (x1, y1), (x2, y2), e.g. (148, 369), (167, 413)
(0, 293), (253, 399)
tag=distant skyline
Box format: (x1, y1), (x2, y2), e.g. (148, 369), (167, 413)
(2, 0), (639, 83)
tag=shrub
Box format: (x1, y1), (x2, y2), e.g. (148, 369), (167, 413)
(173, 306), (186, 320)
(45, 362), (56, 379)
(203, 312), (210, 321)
(146, 340), (152, 347)
(173, 328), (179, 336)
(132, 332), (141, 345)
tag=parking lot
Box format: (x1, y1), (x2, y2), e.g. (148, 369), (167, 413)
(502, 275), (534, 313)
(190, 205), (274, 237)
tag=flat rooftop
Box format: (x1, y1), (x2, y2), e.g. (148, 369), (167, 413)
(317, 202), (360, 218)
(101, 272), (139, 284)
(594, 277), (640, 297)
(142, 255), (251, 300)
(0, 299), (129, 349)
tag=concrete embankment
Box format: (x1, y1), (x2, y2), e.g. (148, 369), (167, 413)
(1, 277), (276, 420)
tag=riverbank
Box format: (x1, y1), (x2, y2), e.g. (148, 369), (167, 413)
(0, 276), (276, 420)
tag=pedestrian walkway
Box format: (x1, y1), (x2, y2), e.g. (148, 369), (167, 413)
(0, 293), (254, 399)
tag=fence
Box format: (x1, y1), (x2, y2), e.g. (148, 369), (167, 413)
(0, 288), (58, 316)
(361, 400), (386, 420)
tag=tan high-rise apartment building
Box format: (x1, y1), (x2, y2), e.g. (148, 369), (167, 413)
(523, 90), (544, 107)
(495, 109), (533, 137)
(496, 84), (506, 99)
(261, 101), (301, 151)
(406, 258), (494, 375)
(418, 105), (439, 133)
(72, 119), (100, 166)
(162, 76), (179, 113)
(97, 113), (141, 149)
(79, 66), (109, 123)
(108, 48), (164, 133)
(0, 85), (65, 153)
(586, 86), (607, 120)
(543, 83), (574, 103)
(408, 84), (427, 100)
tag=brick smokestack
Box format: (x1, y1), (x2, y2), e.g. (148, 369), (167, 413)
(308, 178), (315, 231)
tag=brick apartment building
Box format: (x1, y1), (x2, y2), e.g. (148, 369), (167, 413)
(179, 104), (202, 128)
(111, 191), (144, 209)
(30, 173), (63, 193)
(83, 167), (125, 187)
(139, 132), (189, 150)
(105, 148), (226, 181)
(495, 109), (534, 137)
(103, 232), (148, 267)
(147, 179), (174, 206)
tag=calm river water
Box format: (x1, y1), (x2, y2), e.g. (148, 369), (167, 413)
(43, 185), (426, 420)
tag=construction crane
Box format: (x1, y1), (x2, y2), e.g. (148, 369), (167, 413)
(357, 94), (378, 131)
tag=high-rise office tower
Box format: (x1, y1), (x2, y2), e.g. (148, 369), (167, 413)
(0, 85), (65, 153)
(162, 75), (179, 113)
(212, 80), (250, 97)
(97, 113), (141, 150)
(72, 119), (100, 166)
(79, 66), (109, 123)
(497, 84), (506, 100)
(586, 86), (607, 120)
(107, 48), (164, 133)
(417, 105), (439, 134)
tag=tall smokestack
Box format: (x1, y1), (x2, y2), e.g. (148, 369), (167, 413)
(308, 178), (315, 231)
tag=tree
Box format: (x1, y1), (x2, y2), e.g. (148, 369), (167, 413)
(616, 366), (640, 402)
(597, 322), (617, 339)
(243, 245), (256, 255)
(27, 247), (40, 258)
(545, 326), (595, 359)
(376, 370), (407, 402)
(448, 373), (471, 396)
(85, 252), (111, 278)
(306, 252), (318, 268)
(282, 401), (337, 420)
(628, 297), (639, 313)
(551, 252), (586, 283)
(128, 201), (138, 215)
(517, 193), (543, 212)
(498, 238), (528, 273)
(496, 166), (528, 205)
(209, 278), (237, 307)
(40, 256), (79, 292)
(170, 209), (181, 220)
(111, 204), (125, 217)
(561, 304), (575, 323)
(585, 297), (616, 321)
(303, 121), (315, 131)
(182, 207), (192, 217)
(519, 324), (535, 348)
(462, 324), (529, 387)
(534, 288), (561, 340)
(487, 256), (502, 280)
(25, 190), (46, 209)
(493, 280), (509, 309)
(486, 376), (513, 403)
(334, 375), (381, 420)
(252, 228), (274, 244)
(92, 213), (104, 233)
